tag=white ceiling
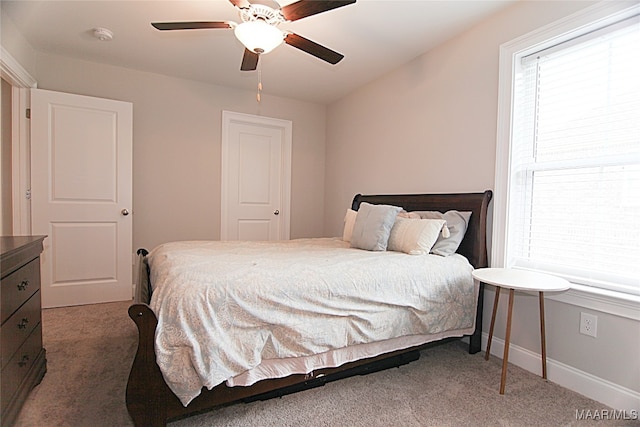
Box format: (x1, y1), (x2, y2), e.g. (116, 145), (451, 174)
(1, 0), (515, 104)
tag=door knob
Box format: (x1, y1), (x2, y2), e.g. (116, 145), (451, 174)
(273, 210), (280, 215)
(121, 209), (130, 216)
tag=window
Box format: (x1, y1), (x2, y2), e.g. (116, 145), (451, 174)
(495, 4), (640, 297)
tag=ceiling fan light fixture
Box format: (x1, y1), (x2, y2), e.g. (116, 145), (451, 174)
(234, 20), (284, 54)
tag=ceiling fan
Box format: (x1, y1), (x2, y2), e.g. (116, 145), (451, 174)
(152, 0), (356, 71)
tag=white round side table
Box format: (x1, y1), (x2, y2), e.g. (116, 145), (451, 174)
(472, 268), (570, 394)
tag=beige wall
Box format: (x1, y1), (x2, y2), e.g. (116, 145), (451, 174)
(34, 53), (327, 251)
(324, 0), (639, 403)
(323, 1), (596, 236)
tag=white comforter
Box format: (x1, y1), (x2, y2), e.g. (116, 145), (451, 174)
(148, 238), (476, 406)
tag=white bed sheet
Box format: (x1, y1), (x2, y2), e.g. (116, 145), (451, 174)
(148, 238), (477, 406)
(226, 325), (475, 387)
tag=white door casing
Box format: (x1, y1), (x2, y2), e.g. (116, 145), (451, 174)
(221, 111), (291, 241)
(31, 89), (133, 308)
(0, 46), (37, 236)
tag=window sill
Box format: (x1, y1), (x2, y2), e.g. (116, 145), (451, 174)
(547, 283), (640, 321)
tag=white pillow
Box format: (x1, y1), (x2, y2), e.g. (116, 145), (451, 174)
(342, 209), (357, 242)
(350, 203), (402, 251)
(388, 217), (447, 255)
(413, 210), (472, 256)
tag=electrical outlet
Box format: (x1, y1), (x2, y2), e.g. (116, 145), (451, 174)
(580, 312), (597, 338)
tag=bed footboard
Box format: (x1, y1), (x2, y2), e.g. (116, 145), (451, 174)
(126, 303), (172, 426)
(126, 249), (172, 426)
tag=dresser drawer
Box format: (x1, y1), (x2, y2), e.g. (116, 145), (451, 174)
(1, 259), (40, 324)
(1, 291), (42, 370)
(0, 323), (43, 416)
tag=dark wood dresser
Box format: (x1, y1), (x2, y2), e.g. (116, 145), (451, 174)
(1, 236), (47, 427)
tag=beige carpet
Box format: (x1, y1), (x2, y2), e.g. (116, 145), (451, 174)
(14, 301), (634, 427)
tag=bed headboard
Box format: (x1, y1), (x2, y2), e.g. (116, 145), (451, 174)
(351, 190), (493, 269)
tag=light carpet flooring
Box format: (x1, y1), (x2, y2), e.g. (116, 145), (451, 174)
(13, 301), (636, 427)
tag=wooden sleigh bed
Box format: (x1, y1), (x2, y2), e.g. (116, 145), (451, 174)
(126, 190), (492, 426)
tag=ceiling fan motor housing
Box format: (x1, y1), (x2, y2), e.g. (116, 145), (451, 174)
(239, 4), (285, 25)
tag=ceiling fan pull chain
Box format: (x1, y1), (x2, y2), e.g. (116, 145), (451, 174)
(256, 62), (263, 103)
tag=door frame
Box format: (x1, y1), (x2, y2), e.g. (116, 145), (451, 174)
(1, 46), (37, 235)
(220, 111), (292, 240)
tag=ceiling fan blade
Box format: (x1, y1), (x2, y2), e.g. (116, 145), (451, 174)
(284, 33), (344, 65)
(151, 22), (233, 31)
(241, 48), (260, 71)
(280, 0), (356, 22)
(228, 0), (251, 8)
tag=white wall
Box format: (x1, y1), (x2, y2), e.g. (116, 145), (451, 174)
(32, 53), (327, 251)
(324, 0), (639, 410)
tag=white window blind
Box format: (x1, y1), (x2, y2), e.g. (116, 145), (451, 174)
(508, 16), (640, 295)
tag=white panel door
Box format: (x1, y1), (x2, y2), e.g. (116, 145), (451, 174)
(221, 111), (291, 241)
(31, 89), (133, 308)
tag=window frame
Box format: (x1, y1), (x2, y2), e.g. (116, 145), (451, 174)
(493, 1), (640, 317)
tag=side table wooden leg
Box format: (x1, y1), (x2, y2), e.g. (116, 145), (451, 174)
(539, 291), (548, 380)
(500, 288), (515, 395)
(485, 286), (500, 361)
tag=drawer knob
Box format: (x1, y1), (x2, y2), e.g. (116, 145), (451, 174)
(18, 318), (29, 329)
(18, 354), (30, 367)
(17, 280), (29, 291)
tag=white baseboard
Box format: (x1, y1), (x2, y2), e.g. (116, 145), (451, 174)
(481, 333), (640, 411)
